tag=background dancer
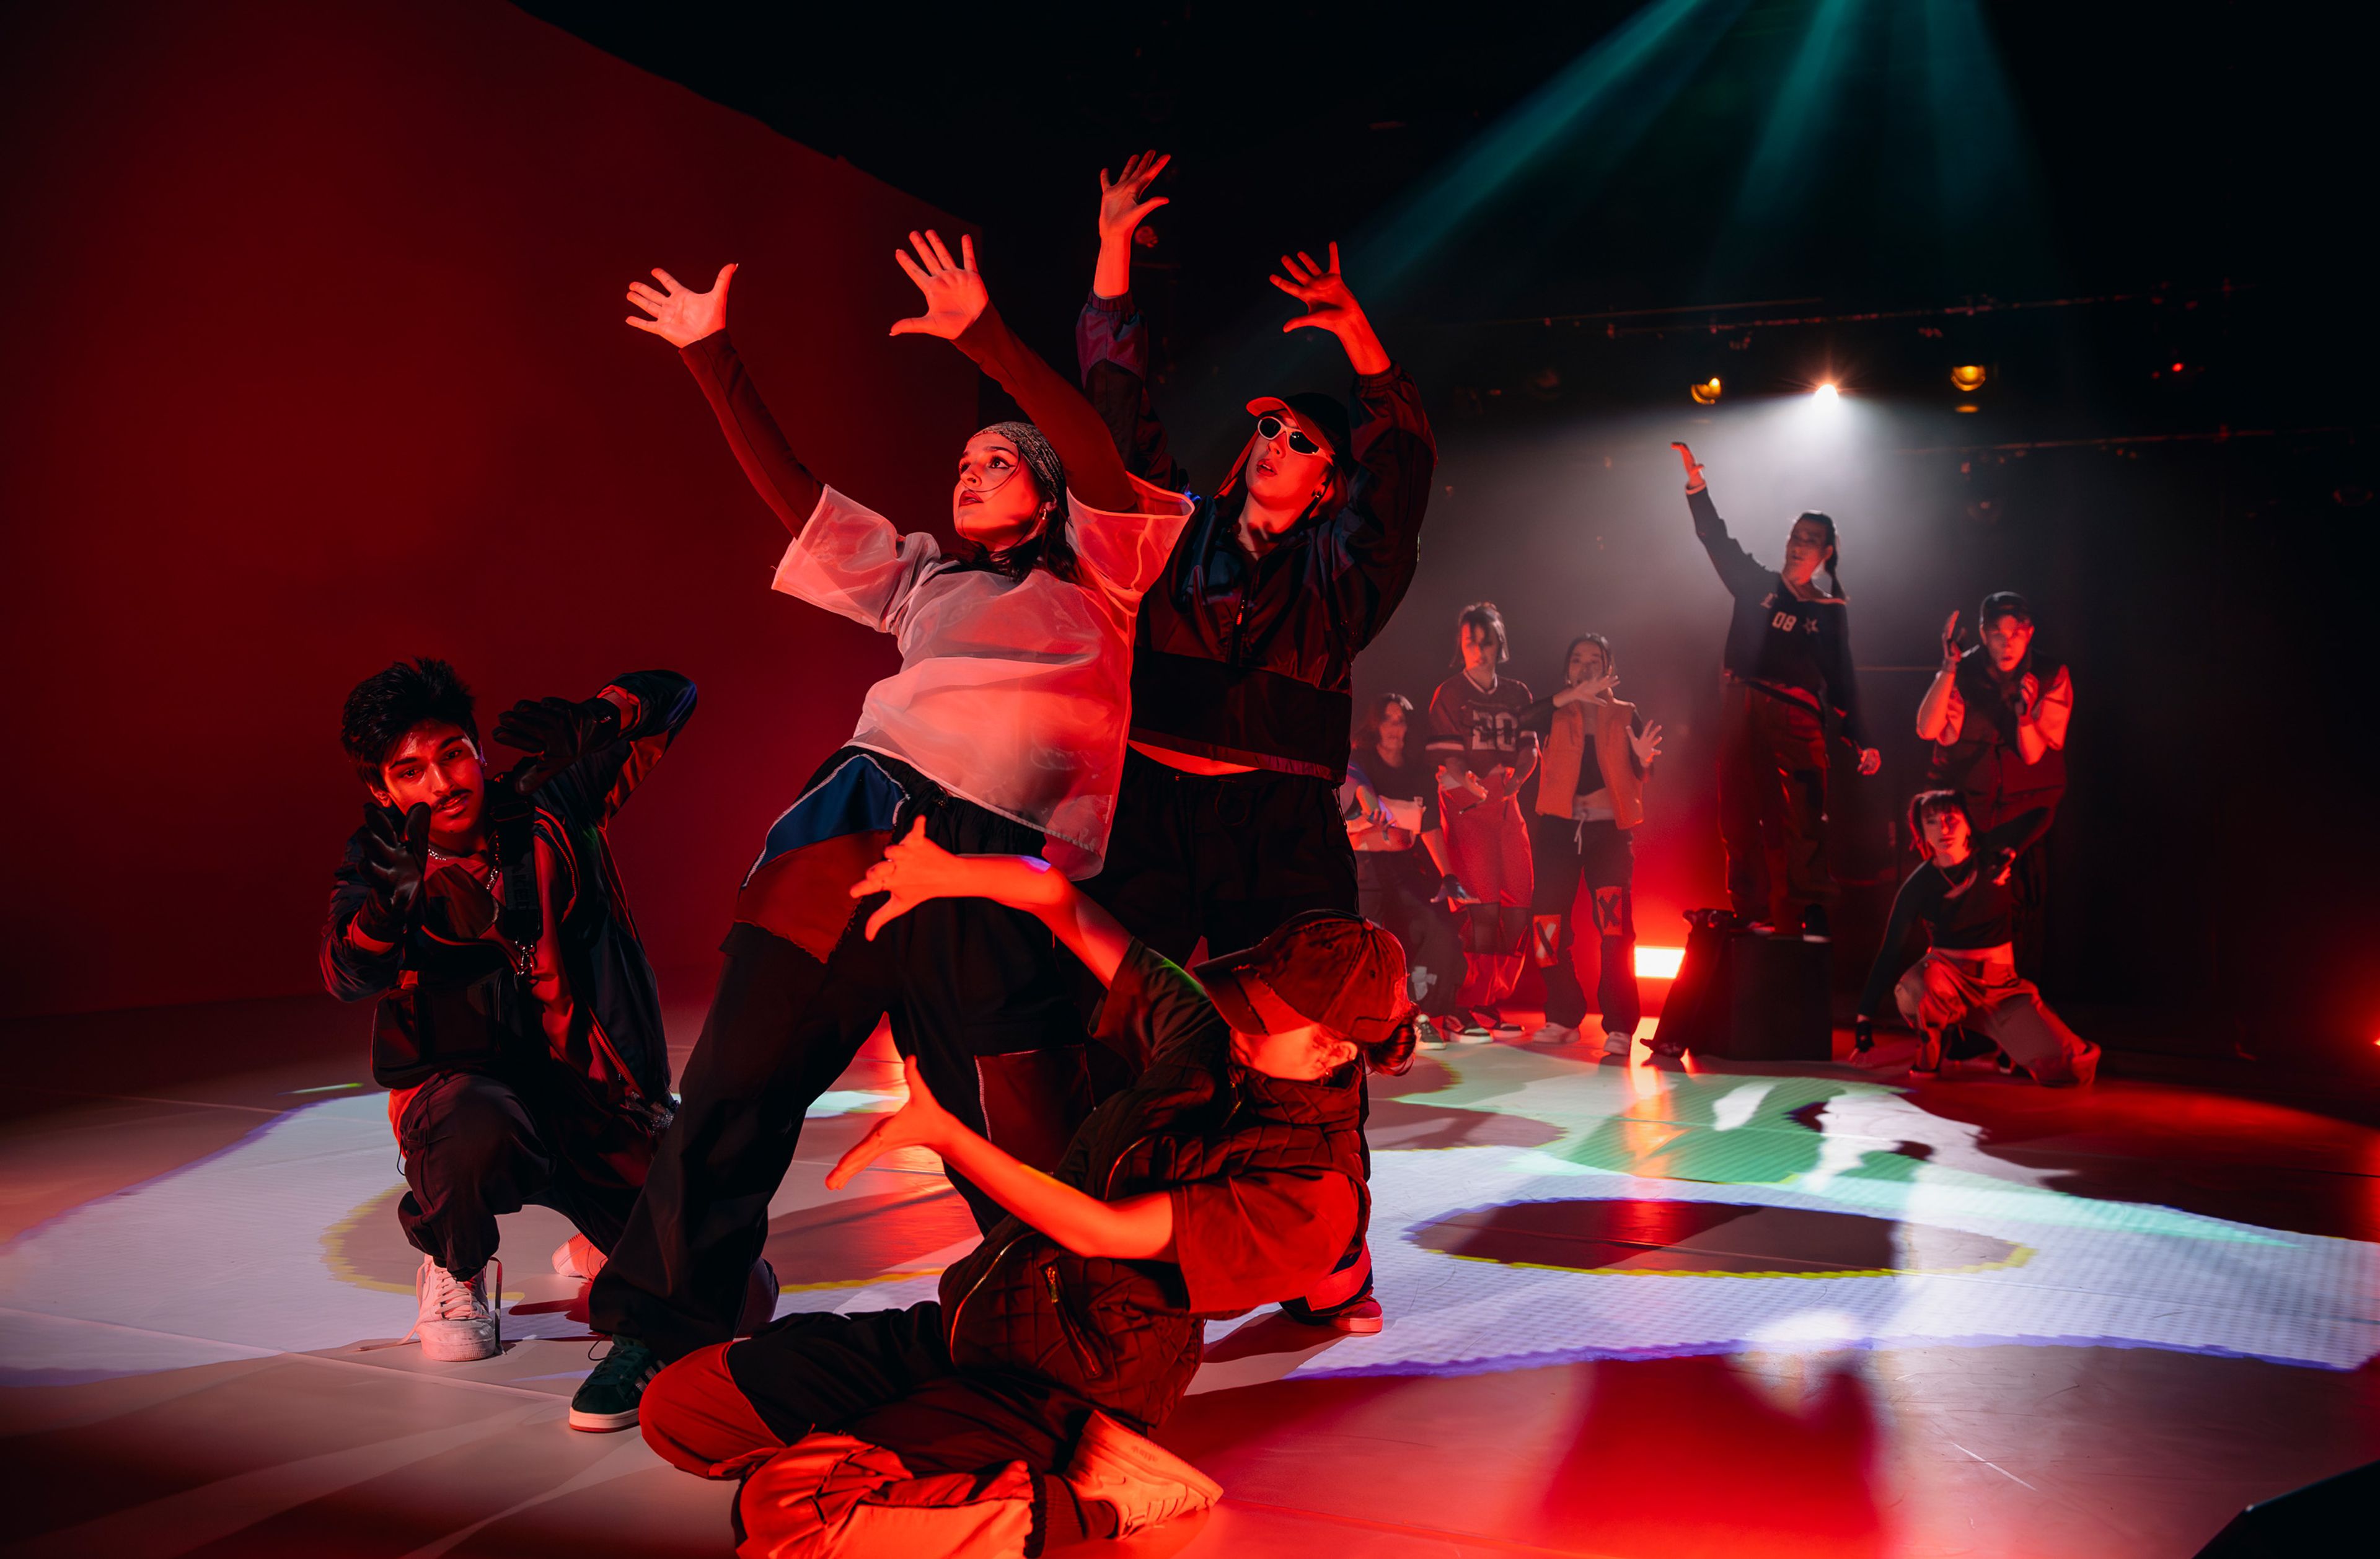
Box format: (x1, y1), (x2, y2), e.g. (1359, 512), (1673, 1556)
(1916, 592), (2073, 976)
(322, 659), (695, 1363)
(1672, 440), (1880, 939)
(577, 232), (1192, 1431)
(1854, 791), (2099, 1084)
(1346, 693), (1470, 1045)
(1075, 151), (1437, 1332)
(1427, 602), (1538, 1038)
(637, 822), (1414, 1557)
(1521, 635), (1663, 1055)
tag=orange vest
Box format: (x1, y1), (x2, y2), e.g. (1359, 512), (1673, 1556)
(1536, 697), (1644, 830)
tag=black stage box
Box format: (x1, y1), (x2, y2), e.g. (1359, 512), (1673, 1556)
(2192, 1457), (2379, 1556)
(1657, 923), (1831, 1061)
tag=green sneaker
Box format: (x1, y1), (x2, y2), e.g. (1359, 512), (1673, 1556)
(568, 1337), (659, 1433)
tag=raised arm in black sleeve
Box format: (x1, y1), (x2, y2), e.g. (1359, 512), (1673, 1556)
(319, 835), (404, 1003)
(1077, 292), (1192, 493)
(679, 333), (827, 536)
(1688, 485), (1776, 600)
(1322, 368), (1437, 654)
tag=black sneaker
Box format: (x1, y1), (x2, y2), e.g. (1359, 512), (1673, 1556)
(568, 1337), (659, 1432)
(1799, 905), (1831, 942)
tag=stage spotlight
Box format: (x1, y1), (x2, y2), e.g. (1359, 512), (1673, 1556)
(1950, 364), (1986, 392)
(1690, 377), (1722, 405)
(1813, 382), (1840, 402)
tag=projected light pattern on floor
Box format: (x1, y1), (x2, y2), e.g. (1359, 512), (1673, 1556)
(2, 1045), (2376, 1388)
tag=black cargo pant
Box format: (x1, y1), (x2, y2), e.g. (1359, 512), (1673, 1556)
(1528, 812), (1641, 1035)
(1080, 747), (1359, 962)
(395, 1066), (651, 1280)
(1357, 848), (1464, 1019)
(1717, 680), (1833, 924)
(591, 755), (1096, 1363)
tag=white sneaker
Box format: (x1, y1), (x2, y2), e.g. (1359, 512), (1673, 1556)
(552, 1234), (607, 1282)
(1537, 1024), (1580, 1045)
(1414, 1016), (1451, 1049)
(1491, 1017), (1524, 1040)
(409, 1255), (499, 1361)
(1064, 1410), (1223, 1537)
(1603, 1029), (1635, 1057)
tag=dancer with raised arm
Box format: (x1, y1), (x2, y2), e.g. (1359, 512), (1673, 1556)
(1520, 634), (1664, 1054)
(574, 234), (1193, 1433)
(1916, 592), (2073, 975)
(1073, 152), (1437, 1332)
(1672, 440), (1880, 940)
(321, 659), (695, 1363)
(637, 822), (1415, 1556)
(1854, 791), (2100, 1085)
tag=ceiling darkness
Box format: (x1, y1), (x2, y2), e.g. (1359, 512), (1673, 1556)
(515, 1), (2364, 442)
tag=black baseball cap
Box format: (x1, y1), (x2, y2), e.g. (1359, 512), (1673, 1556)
(1194, 909), (1411, 1043)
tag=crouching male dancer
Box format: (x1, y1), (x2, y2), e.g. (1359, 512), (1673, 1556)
(321, 659), (697, 1360)
(638, 820), (1415, 1557)
(1854, 790), (2099, 1084)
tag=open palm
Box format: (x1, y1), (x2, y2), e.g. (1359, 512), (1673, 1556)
(625, 264), (734, 348)
(888, 229), (987, 341)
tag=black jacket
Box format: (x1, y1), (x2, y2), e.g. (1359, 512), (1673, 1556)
(1078, 293), (1437, 781)
(319, 670), (697, 1114)
(1690, 484), (1872, 750)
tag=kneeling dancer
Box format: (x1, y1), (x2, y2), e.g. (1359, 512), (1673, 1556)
(1854, 791), (2099, 1084)
(639, 824), (1414, 1557)
(321, 659), (694, 1360)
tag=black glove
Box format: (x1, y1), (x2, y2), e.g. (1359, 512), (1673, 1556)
(494, 695), (622, 794)
(353, 801), (430, 943)
(1853, 1016), (1875, 1053)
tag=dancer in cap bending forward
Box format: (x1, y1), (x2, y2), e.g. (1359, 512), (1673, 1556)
(638, 821), (1416, 1557)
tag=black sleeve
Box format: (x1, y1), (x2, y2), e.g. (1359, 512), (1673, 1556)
(954, 304), (1134, 512)
(534, 670), (700, 829)
(1977, 807), (2054, 859)
(1076, 292), (1192, 493)
(1515, 694), (1558, 736)
(1321, 368), (1439, 654)
(679, 332), (827, 535)
(1090, 938), (1232, 1079)
(1858, 869), (1932, 1017)
(1823, 610), (1874, 752)
(319, 832), (403, 1003)
(1627, 708), (1648, 779)
(1688, 485), (1774, 601)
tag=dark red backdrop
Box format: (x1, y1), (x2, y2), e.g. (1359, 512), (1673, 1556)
(0, 0), (978, 1017)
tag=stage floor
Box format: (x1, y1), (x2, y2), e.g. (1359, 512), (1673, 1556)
(4, 989), (2377, 1558)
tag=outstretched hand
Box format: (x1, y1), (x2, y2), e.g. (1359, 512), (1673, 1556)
(1856, 747), (1882, 777)
(1555, 671), (1620, 708)
(1939, 610), (1963, 668)
(1631, 721), (1666, 768)
(1670, 442), (1706, 491)
(1098, 150), (1171, 248)
(825, 1056), (957, 1190)
(849, 818), (979, 939)
(355, 801), (431, 940)
(1271, 242), (1390, 375)
(889, 230), (988, 341)
(625, 265), (735, 348)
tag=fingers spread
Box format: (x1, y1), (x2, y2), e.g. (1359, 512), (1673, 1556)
(923, 229), (957, 271)
(893, 247), (932, 288)
(1326, 240), (1342, 273)
(959, 232), (976, 272)
(714, 261), (738, 294)
(625, 316), (668, 334)
(651, 267), (684, 292)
